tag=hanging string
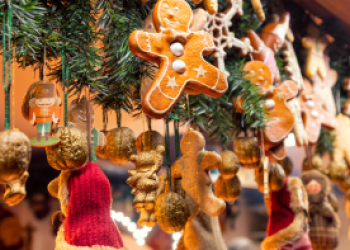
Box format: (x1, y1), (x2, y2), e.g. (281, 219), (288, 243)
(165, 118), (172, 188)
(174, 116), (180, 158)
(102, 108), (108, 131)
(260, 129), (269, 203)
(12, 46), (15, 129)
(62, 48), (66, 125)
(85, 86), (92, 161)
(66, 52), (70, 124)
(116, 108), (121, 128)
(43, 45), (46, 81)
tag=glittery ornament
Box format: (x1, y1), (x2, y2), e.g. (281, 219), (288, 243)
(128, 146), (165, 227)
(46, 127), (88, 170)
(256, 161), (285, 193)
(106, 127), (136, 165)
(155, 191), (190, 233)
(279, 156), (293, 176)
(218, 151), (240, 179)
(136, 131), (165, 154)
(302, 155), (324, 173)
(329, 161), (347, 183)
(234, 137), (262, 169)
(214, 175), (241, 202)
(0, 130), (31, 206)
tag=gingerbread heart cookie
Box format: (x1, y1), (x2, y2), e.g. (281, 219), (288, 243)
(129, 0), (227, 119)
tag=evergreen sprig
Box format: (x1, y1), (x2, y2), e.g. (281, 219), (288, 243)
(316, 128), (335, 156)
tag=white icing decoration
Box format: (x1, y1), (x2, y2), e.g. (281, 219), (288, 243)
(170, 42), (184, 57)
(259, 76), (264, 80)
(265, 99), (275, 110)
(250, 70), (255, 75)
(259, 68), (263, 72)
(276, 92), (284, 100)
(306, 100), (315, 109)
(166, 76), (178, 90)
(193, 65), (207, 78)
(172, 60), (186, 73)
(311, 110), (319, 118)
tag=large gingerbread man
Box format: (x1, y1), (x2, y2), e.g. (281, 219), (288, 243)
(128, 0), (227, 119)
(299, 79), (338, 145)
(233, 61), (298, 160)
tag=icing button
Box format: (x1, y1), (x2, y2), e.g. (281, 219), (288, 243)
(170, 42), (184, 57)
(306, 100), (315, 109)
(172, 60), (186, 73)
(265, 99), (275, 110)
(311, 110), (319, 118)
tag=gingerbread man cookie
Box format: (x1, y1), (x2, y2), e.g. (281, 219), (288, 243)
(299, 79), (338, 145)
(233, 61), (298, 160)
(129, 0), (227, 119)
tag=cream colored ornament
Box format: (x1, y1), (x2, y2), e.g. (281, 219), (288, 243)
(46, 127), (88, 170)
(136, 130), (165, 154)
(0, 130), (31, 206)
(106, 127), (136, 165)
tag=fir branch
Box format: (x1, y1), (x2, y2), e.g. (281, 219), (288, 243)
(316, 128), (335, 156)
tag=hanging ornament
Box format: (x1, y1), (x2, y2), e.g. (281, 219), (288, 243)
(255, 161), (285, 193)
(302, 155), (325, 173)
(46, 127), (88, 170)
(218, 151), (240, 179)
(128, 145), (165, 227)
(234, 137), (262, 169)
(278, 156), (293, 176)
(0, 130), (31, 206)
(136, 131), (165, 154)
(214, 175), (241, 202)
(67, 97), (105, 162)
(328, 161), (347, 183)
(302, 170), (340, 250)
(105, 127), (136, 165)
(22, 81), (62, 147)
(128, 0), (227, 119)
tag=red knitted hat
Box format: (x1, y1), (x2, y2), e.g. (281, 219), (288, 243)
(57, 162), (124, 250)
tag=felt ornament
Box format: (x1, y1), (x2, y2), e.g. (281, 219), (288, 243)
(170, 130), (227, 250)
(0, 130), (31, 206)
(203, 0), (253, 75)
(234, 137), (262, 169)
(214, 175), (241, 202)
(46, 127), (88, 170)
(278, 156), (293, 176)
(310, 56), (338, 116)
(136, 130), (165, 154)
(68, 97), (106, 162)
(234, 61), (298, 160)
(155, 174), (190, 234)
(299, 79), (338, 145)
(105, 127), (137, 165)
(302, 170), (340, 250)
(302, 24), (329, 80)
(22, 80), (61, 147)
(283, 36), (308, 146)
(128, 145), (165, 227)
(255, 161), (285, 193)
(262, 177), (312, 250)
(244, 13), (290, 83)
(218, 150), (240, 179)
(332, 114), (350, 167)
(128, 0), (228, 119)
(48, 161), (125, 250)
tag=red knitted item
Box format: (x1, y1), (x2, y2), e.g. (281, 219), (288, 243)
(64, 162), (124, 248)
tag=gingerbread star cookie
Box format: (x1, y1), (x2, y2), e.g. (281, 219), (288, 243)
(129, 0), (227, 119)
(299, 79), (338, 145)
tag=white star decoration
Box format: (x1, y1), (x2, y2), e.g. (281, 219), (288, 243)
(167, 76), (178, 90)
(193, 65), (207, 78)
(276, 92), (284, 100)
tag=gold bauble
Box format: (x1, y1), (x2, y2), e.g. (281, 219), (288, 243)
(214, 175), (241, 202)
(302, 155), (324, 173)
(256, 162), (285, 193)
(234, 137), (262, 169)
(136, 131), (165, 154)
(0, 130), (31, 206)
(106, 127), (136, 165)
(155, 191), (189, 234)
(46, 127), (88, 170)
(278, 156), (293, 176)
(329, 161), (347, 183)
(218, 151), (240, 179)
(95, 131), (108, 159)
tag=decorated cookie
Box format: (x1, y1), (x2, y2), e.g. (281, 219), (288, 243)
(302, 24), (329, 80)
(129, 0), (227, 119)
(170, 129), (226, 216)
(203, 0), (253, 75)
(311, 56), (338, 116)
(246, 13), (290, 83)
(234, 61), (298, 160)
(299, 79), (338, 145)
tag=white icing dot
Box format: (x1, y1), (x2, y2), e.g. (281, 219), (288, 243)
(259, 68), (263, 72)
(172, 60), (186, 73)
(170, 42), (184, 57)
(259, 76), (264, 80)
(265, 99), (275, 110)
(250, 70), (255, 75)
(306, 100), (315, 109)
(311, 110), (319, 118)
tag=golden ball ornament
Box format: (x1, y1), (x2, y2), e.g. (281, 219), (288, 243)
(256, 162), (285, 193)
(106, 127), (136, 165)
(234, 137), (262, 169)
(218, 151), (240, 179)
(214, 175), (241, 202)
(155, 191), (190, 234)
(302, 155), (324, 173)
(95, 131), (108, 159)
(136, 131), (165, 154)
(0, 130), (31, 206)
(329, 161), (347, 183)
(278, 156), (293, 176)
(46, 127), (88, 170)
